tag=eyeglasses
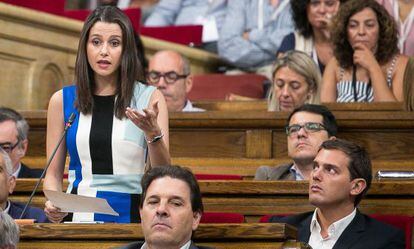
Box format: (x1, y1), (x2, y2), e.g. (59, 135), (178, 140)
(285, 122), (327, 136)
(147, 71), (188, 85)
(0, 140), (20, 154)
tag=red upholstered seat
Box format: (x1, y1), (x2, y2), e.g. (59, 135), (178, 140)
(370, 214), (413, 249)
(201, 212), (245, 223)
(0, 0), (65, 15)
(189, 74), (267, 101)
(195, 174), (242, 180)
(63, 8), (142, 34)
(140, 25), (202, 46)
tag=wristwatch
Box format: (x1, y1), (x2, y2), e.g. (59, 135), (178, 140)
(147, 133), (164, 144)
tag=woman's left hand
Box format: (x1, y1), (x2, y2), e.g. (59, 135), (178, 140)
(126, 102), (161, 137)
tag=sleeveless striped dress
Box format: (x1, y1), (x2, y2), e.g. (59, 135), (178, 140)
(336, 56), (398, 102)
(62, 82), (155, 223)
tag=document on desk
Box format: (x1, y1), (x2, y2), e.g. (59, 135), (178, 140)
(44, 190), (119, 216)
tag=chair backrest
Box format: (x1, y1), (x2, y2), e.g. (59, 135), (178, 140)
(370, 214), (413, 249)
(140, 25), (203, 46)
(201, 212), (245, 223)
(189, 74), (267, 101)
(0, 0), (65, 15)
(195, 174), (242, 180)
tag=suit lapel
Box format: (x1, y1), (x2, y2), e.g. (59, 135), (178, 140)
(332, 210), (365, 249)
(298, 214), (312, 242)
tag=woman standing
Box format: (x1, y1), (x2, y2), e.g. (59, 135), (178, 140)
(44, 6), (170, 223)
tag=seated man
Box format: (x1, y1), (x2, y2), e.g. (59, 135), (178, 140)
(0, 212), (19, 249)
(255, 104), (337, 180)
(0, 107), (43, 178)
(119, 165), (211, 249)
(147, 50), (204, 112)
(0, 149), (48, 222)
(268, 139), (405, 248)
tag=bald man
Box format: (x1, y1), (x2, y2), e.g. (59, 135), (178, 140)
(147, 50), (204, 112)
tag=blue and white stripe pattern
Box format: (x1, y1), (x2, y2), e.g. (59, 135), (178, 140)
(62, 83), (155, 223)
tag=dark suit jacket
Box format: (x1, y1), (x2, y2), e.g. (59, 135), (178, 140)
(254, 163), (295, 180)
(8, 201), (49, 223)
(118, 241), (213, 249)
(268, 210), (405, 249)
(17, 163), (43, 178)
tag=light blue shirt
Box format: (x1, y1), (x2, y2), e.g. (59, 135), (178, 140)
(218, 0), (294, 69)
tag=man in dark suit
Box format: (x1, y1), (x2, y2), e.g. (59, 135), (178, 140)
(119, 166), (212, 249)
(268, 139), (405, 249)
(0, 148), (48, 222)
(255, 104), (337, 180)
(0, 107), (43, 178)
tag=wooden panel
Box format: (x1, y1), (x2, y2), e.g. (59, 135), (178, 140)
(246, 129), (272, 158)
(19, 223), (304, 249)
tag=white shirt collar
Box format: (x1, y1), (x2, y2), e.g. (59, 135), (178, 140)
(12, 163), (21, 178)
(140, 240), (192, 249)
(309, 208), (356, 249)
(289, 164), (305, 180)
(182, 100), (205, 112)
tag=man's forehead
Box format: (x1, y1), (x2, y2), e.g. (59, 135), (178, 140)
(146, 177), (190, 199)
(315, 149), (349, 168)
(150, 52), (183, 71)
(290, 111), (323, 125)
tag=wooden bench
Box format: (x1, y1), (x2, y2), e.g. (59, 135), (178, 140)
(19, 223), (307, 249)
(21, 109), (414, 161)
(11, 179), (414, 222)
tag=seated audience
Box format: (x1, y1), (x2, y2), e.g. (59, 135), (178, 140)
(145, 0), (227, 53)
(377, 0), (414, 57)
(0, 149), (48, 222)
(119, 165), (212, 249)
(268, 139), (405, 248)
(255, 104), (337, 180)
(0, 107), (42, 178)
(321, 0), (409, 103)
(148, 50), (204, 112)
(278, 0), (345, 73)
(0, 212), (19, 249)
(218, 0), (294, 79)
(268, 51), (321, 112)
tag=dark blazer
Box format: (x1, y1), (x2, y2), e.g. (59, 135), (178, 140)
(268, 210), (405, 249)
(8, 201), (49, 223)
(254, 163), (295, 180)
(17, 163), (43, 178)
(118, 241), (213, 249)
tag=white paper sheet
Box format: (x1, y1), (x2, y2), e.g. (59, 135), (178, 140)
(43, 190), (119, 216)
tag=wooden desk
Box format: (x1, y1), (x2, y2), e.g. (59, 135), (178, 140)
(19, 223), (307, 249)
(12, 180), (414, 222)
(22, 109), (414, 161)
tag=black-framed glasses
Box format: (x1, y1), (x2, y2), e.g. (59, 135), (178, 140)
(285, 122), (326, 136)
(0, 140), (20, 154)
(147, 71), (188, 85)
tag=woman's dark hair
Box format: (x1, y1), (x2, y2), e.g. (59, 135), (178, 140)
(75, 6), (144, 119)
(331, 0), (399, 69)
(291, 0), (347, 38)
(134, 32), (148, 80)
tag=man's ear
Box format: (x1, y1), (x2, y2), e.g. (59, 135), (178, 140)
(8, 175), (16, 195)
(18, 139), (28, 158)
(350, 178), (366, 196)
(192, 211), (202, 230)
(329, 136), (337, 141)
(185, 75), (193, 94)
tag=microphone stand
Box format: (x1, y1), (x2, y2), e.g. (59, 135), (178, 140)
(19, 113), (76, 219)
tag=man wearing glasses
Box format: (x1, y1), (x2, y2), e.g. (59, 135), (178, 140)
(255, 104), (337, 180)
(147, 50), (204, 112)
(0, 108), (42, 178)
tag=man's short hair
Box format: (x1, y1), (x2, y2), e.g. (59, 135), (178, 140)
(0, 148), (14, 176)
(287, 104), (338, 137)
(320, 139), (372, 206)
(140, 165), (203, 213)
(0, 107), (29, 142)
(0, 212), (19, 247)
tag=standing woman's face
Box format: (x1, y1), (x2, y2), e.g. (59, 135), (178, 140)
(307, 0), (340, 30)
(87, 21), (123, 83)
(346, 7), (380, 53)
(274, 66), (312, 112)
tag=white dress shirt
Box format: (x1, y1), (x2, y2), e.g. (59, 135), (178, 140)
(308, 208), (356, 249)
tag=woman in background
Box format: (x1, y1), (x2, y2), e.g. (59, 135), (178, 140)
(268, 51), (321, 112)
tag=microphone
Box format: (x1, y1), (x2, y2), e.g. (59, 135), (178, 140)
(19, 113), (76, 219)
